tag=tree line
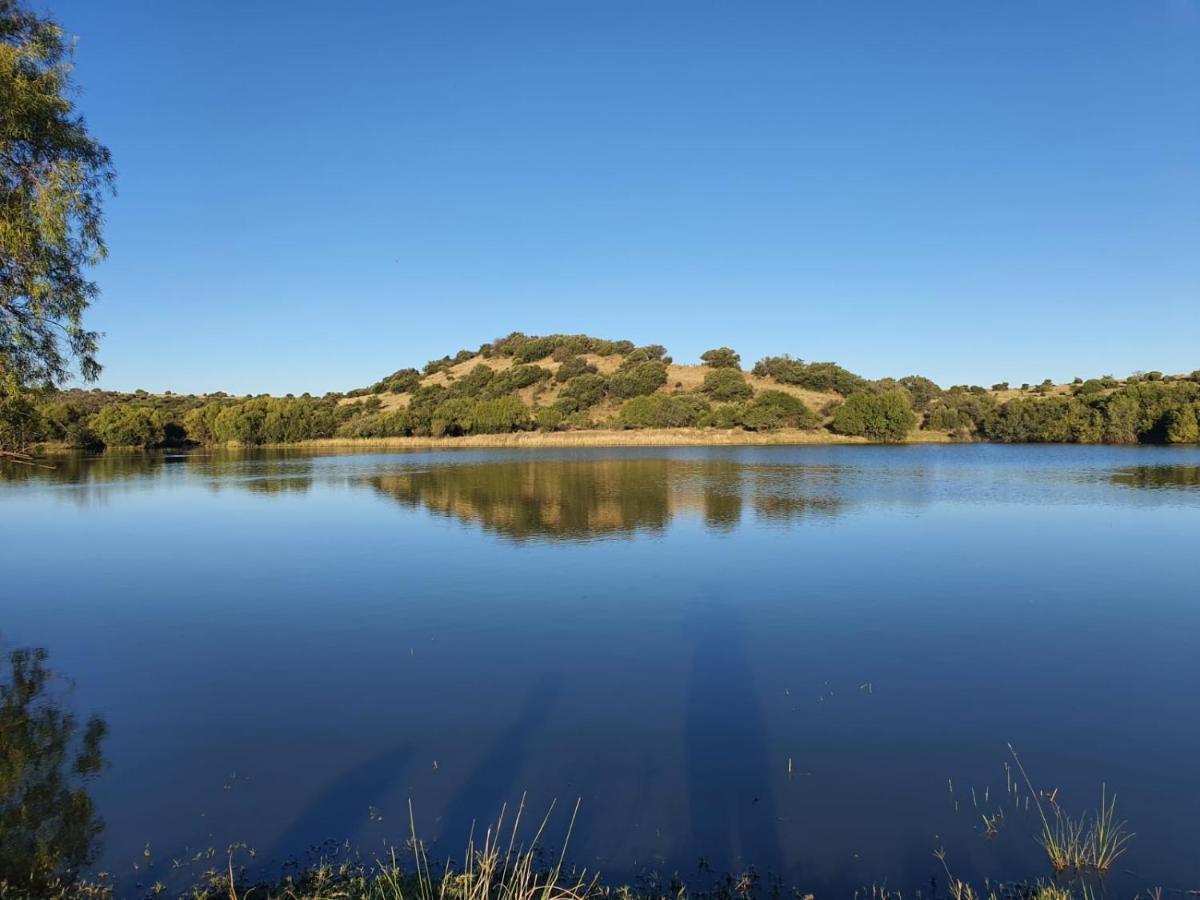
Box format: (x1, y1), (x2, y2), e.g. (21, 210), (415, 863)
(4, 332), (1199, 452)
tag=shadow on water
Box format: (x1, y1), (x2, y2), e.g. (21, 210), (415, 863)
(436, 675), (563, 846)
(266, 744), (415, 866)
(0, 647), (107, 895)
(684, 605), (783, 878)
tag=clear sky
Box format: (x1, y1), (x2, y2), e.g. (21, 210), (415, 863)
(43, 1), (1200, 395)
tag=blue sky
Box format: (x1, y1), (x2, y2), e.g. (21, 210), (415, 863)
(44, 1), (1200, 395)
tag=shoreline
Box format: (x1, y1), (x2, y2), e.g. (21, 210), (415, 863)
(285, 428), (956, 451)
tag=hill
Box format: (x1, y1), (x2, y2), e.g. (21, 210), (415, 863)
(4, 331), (1199, 452)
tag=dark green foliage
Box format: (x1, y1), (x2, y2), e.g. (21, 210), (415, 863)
(700, 347), (741, 369)
(554, 355), (597, 383)
(556, 373), (608, 412)
(897, 375), (942, 411)
(422, 357), (454, 376)
(1166, 405), (1200, 443)
(982, 396), (1101, 443)
(752, 356), (868, 395)
(485, 364), (552, 397)
(431, 396), (532, 436)
(992, 382), (1010, 391)
(924, 389), (997, 437)
(623, 344), (670, 364)
(830, 390), (917, 442)
(617, 393), (710, 428)
(0, 376), (44, 451)
(513, 337), (558, 363)
(739, 390), (820, 431)
(1, 3), (115, 389)
(87, 404), (164, 448)
(608, 360), (668, 399)
(445, 364), (495, 399)
(377, 368), (422, 394)
(700, 368), (753, 401)
(0, 648), (107, 895)
(1073, 379), (1108, 397)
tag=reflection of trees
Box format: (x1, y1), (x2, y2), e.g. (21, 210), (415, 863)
(369, 459), (673, 541)
(0, 648), (107, 893)
(367, 459), (844, 541)
(1110, 466), (1200, 489)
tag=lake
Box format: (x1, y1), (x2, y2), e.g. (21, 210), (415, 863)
(3, 444), (1199, 896)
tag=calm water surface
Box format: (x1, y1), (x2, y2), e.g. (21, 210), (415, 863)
(3, 444), (1199, 895)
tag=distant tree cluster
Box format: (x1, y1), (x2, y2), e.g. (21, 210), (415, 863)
(752, 356), (869, 394)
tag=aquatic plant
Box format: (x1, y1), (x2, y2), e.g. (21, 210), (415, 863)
(1008, 746), (1133, 873)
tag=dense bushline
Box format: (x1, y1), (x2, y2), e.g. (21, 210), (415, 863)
(3, 332), (1199, 453)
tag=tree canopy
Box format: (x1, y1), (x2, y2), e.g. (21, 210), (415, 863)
(1, 1), (114, 388)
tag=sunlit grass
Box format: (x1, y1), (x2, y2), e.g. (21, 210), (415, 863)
(1008, 745), (1133, 873)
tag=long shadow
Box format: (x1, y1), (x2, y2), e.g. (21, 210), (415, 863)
(267, 744), (414, 864)
(436, 674), (563, 847)
(684, 606), (784, 876)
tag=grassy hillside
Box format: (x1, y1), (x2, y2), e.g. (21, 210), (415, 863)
(4, 331), (1199, 453)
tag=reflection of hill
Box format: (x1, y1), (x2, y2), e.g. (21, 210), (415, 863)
(366, 459), (844, 541)
(0, 648), (107, 894)
(1110, 466), (1200, 490)
(369, 459), (673, 541)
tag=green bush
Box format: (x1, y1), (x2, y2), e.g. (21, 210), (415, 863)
(741, 390), (820, 430)
(485, 365), (552, 396)
(1166, 405), (1200, 443)
(554, 355), (597, 383)
(513, 337), (558, 363)
(752, 356), (868, 394)
(88, 404), (165, 448)
(830, 391), (917, 442)
(617, 393), (710, 428)
(700, 347), (741, 369)
(557, 373), (608, 412)
(608, 360), (668, 398)
(700, 368), (753, 401)
(897, 375), (942, 411)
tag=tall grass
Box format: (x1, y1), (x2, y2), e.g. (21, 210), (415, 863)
(1007, 745), (1133, 873)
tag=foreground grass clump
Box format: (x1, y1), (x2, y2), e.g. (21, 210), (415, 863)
(1008, 746), (1133, 873)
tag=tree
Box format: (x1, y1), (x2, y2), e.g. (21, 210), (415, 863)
(87, 404), (164, 448)
(700, 367), (753, 401)
(1, 2), (115, 388)
(1165, 404), (1200, 444)
(700, 347), (741, 369)
(830, 391), (916, 442)
(608, 360), (668, 398)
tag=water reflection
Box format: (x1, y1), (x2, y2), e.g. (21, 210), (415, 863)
(365, 459), (842, 541)
(0, 648), (107, 893)
(1109, 466), (1200, 490)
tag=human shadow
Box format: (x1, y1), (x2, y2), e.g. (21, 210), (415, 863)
(435, 674), (563, 847)
(683, 606), (784, 876)
(267, 743), (414, 864)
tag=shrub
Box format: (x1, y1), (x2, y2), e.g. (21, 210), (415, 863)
(830, 391), (917, 442)
(446, 364), (495, 398)
(742, 390), (820, 430)
(608, 360), (668, 398)
(992, 382), (1010, 391)
(485, 365), (552, 396)
(1166, 405), (1200, 443)
(700, 347), (741, 369)
(536, 406), (565, 431)
(617, 393), (710, 428)
(88, 404), (165, 448)
(554, 355), (597, 383)
(623, 344), (670, 364)
(513, 337), (558, 363)
(557, 373), (608, 412)
(379, 368), (422, 394)
(700, 368), (753, 401)
(897, 375), (942, 411)
(752, 356), (868, 394)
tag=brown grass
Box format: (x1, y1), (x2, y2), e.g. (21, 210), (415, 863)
(294, 428), (952, 451)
